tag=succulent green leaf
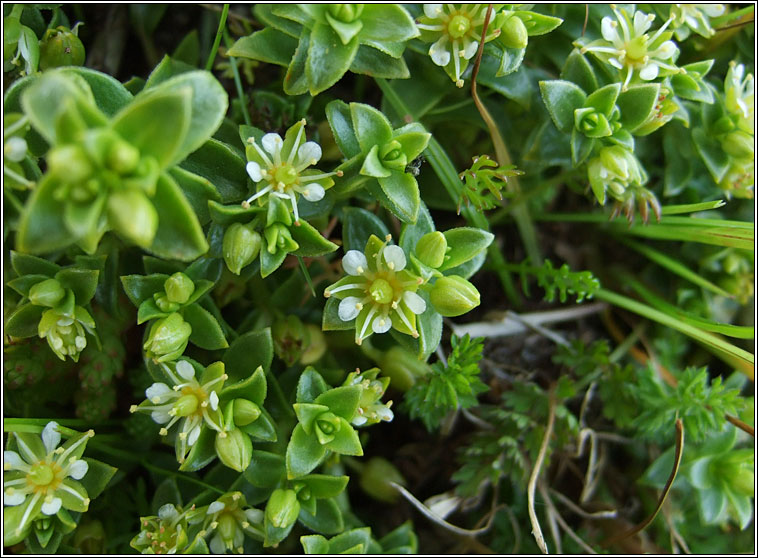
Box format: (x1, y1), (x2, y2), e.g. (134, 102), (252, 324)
(227, 28), (297, 67)
(184, 303), (228, 350)
(539, 80), (587, 133)
(286, 423), (327, 479)
(440, 228), (494, 270)
(4, 303), (44, 338)
(324, 417), (363, 456)
(223, 328), (274, 381)
(616, 84), (660, 131)
(376, 170), (420, 223)
(314, 385), (362, 420)
(16, 175), (77, 255)
(350, 102), (393, 154)
(306, 23), (359, 95)
(298, 497), (344, 535)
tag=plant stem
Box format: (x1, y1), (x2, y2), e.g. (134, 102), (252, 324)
(527, 388), (555, 554)
(223, 29), (251, 127)
(205, 3), (229, 71)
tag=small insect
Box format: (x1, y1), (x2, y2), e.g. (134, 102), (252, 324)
(405, 155), (425, 177)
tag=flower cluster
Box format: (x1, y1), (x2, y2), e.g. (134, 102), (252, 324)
(130, 360), (226, 464)
(578, 6), (681, 90)
(719, 62), (754, 198)
(344, 368), (394, 426)
(324, 235), (426, 345)
(130, 503), (198, 555)
(198, 492), (264, 554)
(3, 422), (93, 543)
(243, 119), (341, 224)
(668, 4), (725, 40)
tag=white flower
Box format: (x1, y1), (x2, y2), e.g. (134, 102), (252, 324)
(579, 6), (682, 90)
(3, 422), (93, 539)
(417, 4), (497, 87)
(324, 235), (427, 345)
(199, 492), (263, 554)
(242, 119), (340, 224)
(130, 360), (227, 464)
(725, 61), (754, 134)
(670, 4), (725, 39)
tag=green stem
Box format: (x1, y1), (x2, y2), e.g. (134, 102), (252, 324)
(712, 5), (754, 27)
(297, 255), (316, 297)
(4, 166), (34, 187)
(594, 288), (754, 378)
(205, 3), (229, 71)
(223, 29), (251, 127)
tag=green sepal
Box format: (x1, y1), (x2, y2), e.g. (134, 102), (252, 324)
(244, 450), (286, 488)
(208, 200), (263, 226)
(539, 80), (587, 133)
(55, 508), (77, 534)
(184, 535), (210, 554)
(514, 11), (562, 36)
(264, 514), (296, 548)
(350, 102), (393, 153)
(297, 497), (344, 535)
(416, 293), (443, 360)
(616, 83), (660, 132)
(111, 88), (191, 170)
(314, 385), (362, 420)
(34, 522), (56, 549)
(79, 457), (118, 500)
(323, 417), (362, 456)
(57, 479), (90, 512)
(296, 367), (330, 403)
(227, 28), (297, 67)
(147, 173), (209, 262)
(5, 303), (44, 338)
(178, 426), (217, 472)
(4, 503), (36, 547)
(301, 534), (330, 554)
(286, 423), (328, 479)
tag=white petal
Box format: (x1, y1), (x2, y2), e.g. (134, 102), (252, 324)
(343, 250), (368, 276)
(297, 142), (322, 166)
(423, 3), (443, 18)
(246, 161), (263, 182)
(75, 336), (86, 350)
(187, 425), (201, 446)
(463, 40), (479, 60)
(403, 291), (427, 315)
(68, 459), (89, 480)
(207, 501), (226, 515)
(158, 503), (179, 521)
(601, 17), (616, 41)
(210, 534), (226, 555)
(300, 183), (325, 202)
(656, 40), (676, 58)
(383, 245), (406, 271)
(339, 297), (362, 321)
(372, 315), (392, 334)
(146, 382), (171, 401)
(429, 37), (450, 66)
(609, 57), (624, 70)
(633, 11), (651, 35)
(639, 63), (659, 81)
(261, 133), (283, 157)
(151, 410), (172, 424)
(376, 406), (394, 421)
(3, 490), (26, 506)
(4, 451), (26, 470)
(41, 496), (62, 515)
(42, 422), (61, 454)
(176, 360), (195, 381)
(352, 415), (368, 426)
(209, 391), (219, 411)
(244, 508), (264, 524)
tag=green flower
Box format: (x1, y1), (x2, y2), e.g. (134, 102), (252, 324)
(199, 492), (264, 554)
(343, 368), (393, 426)
(130, 503), (197, 555)
(324, 235), (426, 345)
(3, 422), (93, 544)
(143, 312), (192, 363)
(38, 306), (95, 362)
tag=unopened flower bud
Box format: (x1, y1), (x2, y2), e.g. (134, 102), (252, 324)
(574, 107), (612, 138)
(107, 138), (141, 175)
(4, 136), (27, 162)
(154, 293), (180, 313)
(722, 130), (754, 159)
(264, 223), (298, 255)
(48, 145), (93, 184)
(266, 489), (300, 529)
(29, 279), (66, 308)
(223, 222), (261, 275)
(380, 140), (407, 170)
(713, 115), (736, 135)
(215, 427), (252, 472)
(379, 346), (431, 392)
(328, 3), (362, 22)
(39, 26), (85, 70)
(232, 399), (261, 426)
(415, 231), (448, 268)
(300, 324), (327, 365)
(430, 275), (481, 317)
(359, 457), (406, 503)
(144, 312), (191, 362)
(500, 15), (528, 49)
(107, 189), (158, 249)
(164, 272), (195, 305)
(216, 513), (238, 548)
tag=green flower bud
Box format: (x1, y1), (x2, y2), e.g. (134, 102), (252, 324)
(4, 135), (27, 162)
(713, 115), (736, 135)
(215, 427), (253, 472)
(144, 312), (191, 363)
(731, 468), (755, 496)
(47, 145), (93, 184)
(106, 138), (141, 175)
(153, 293), (180, 313)
(266, 489), (300, 529)
(722, 130), (754, 159)
(328, 4), (363, 23)
(264, 223), (299, 255)
(300, 324), (327, 365)
(164, 272), (195, 305)
(359, 457), (406, 503)
(380, 140), (408, 170)
(216, 513), (238, 548)
(378, 346), (432, 392)
(574, 107), (612, 138)
(429, 275), (481, 317)
(415, 231), (448, 268)
(28, 279), (66, 308)
(500, 15), (528, 49)
(223, 222), (261, 275)
(106, 189), (158, 248)
(39, 26), (85, 70)
(314, 411), (341, 445)
(232, 399), (261, 426)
